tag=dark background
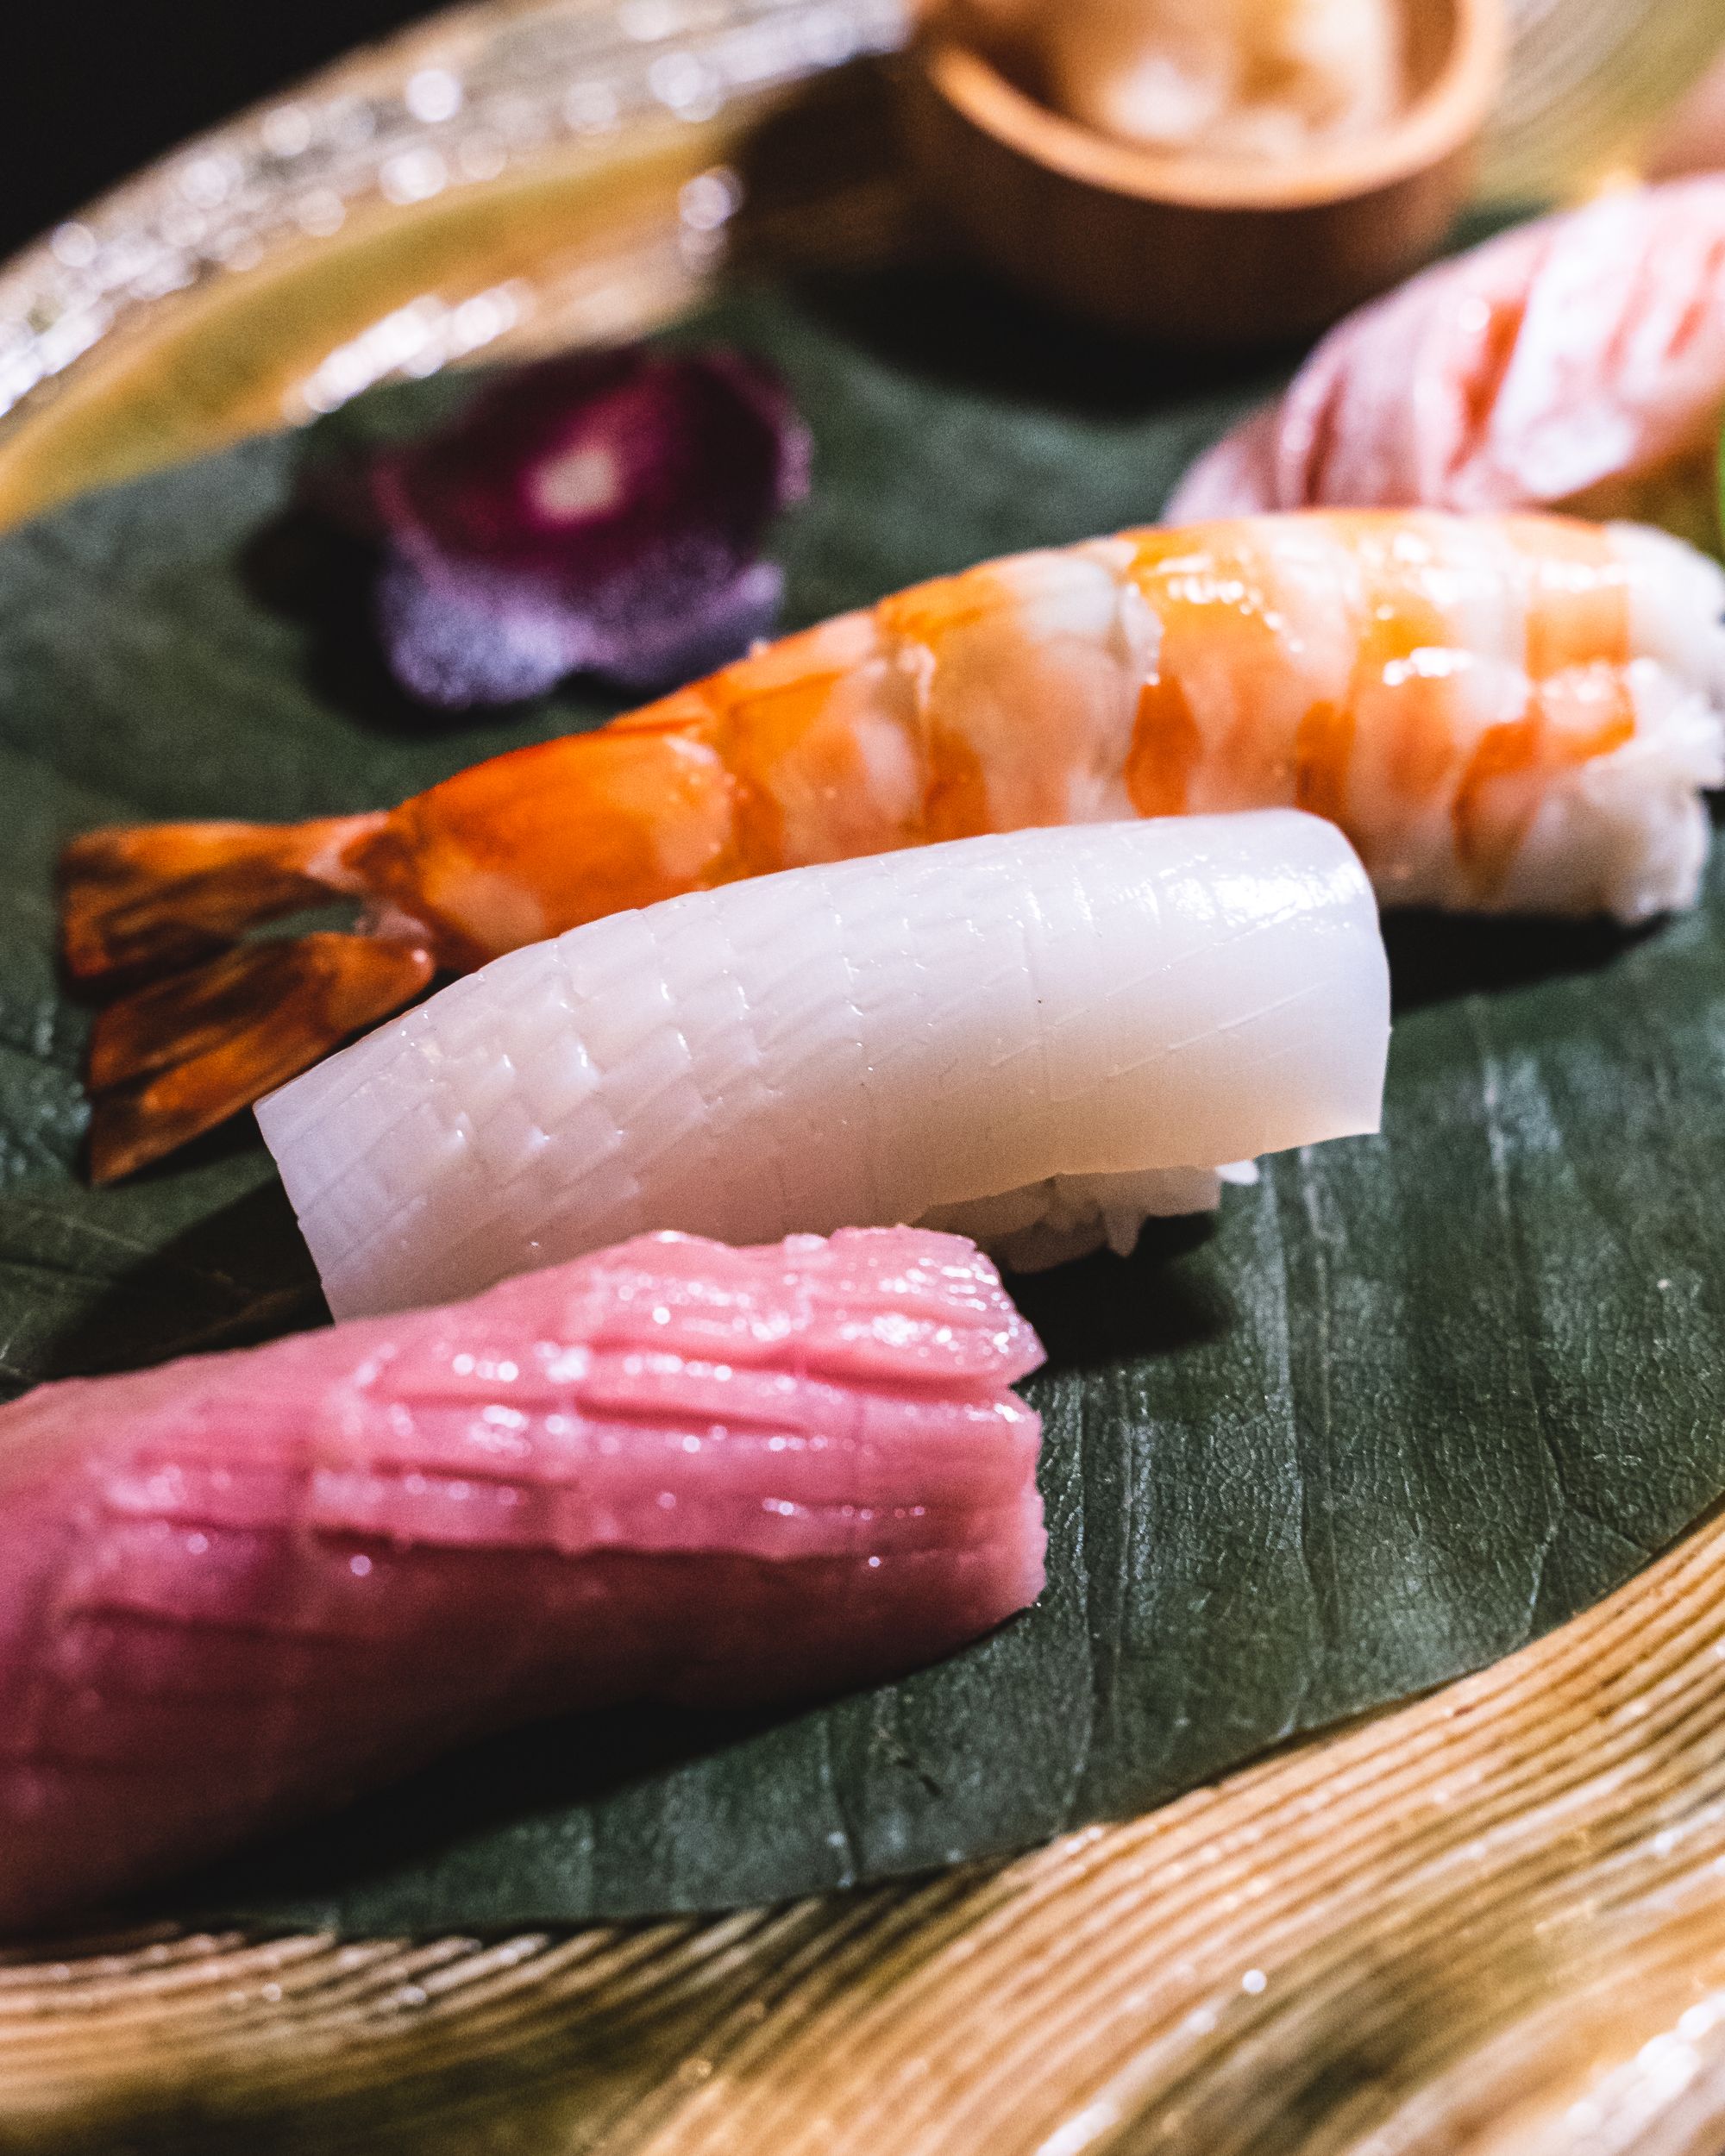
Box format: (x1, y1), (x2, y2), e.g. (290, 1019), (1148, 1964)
(1, 2), (442, 259)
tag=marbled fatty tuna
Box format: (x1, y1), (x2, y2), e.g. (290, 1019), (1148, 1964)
(0, 1227), (1044, 1931)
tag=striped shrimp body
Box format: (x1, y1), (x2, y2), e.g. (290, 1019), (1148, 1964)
(1114, 512), (1725, 917)
(63, 511), (1725, 1181)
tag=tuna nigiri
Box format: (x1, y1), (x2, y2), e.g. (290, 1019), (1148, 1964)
(1169, 178), (1725, 542)
(65, 508), (1725, 1181)
(259, 812), (1389, 1321)
(0, 1226), (1044, 1931)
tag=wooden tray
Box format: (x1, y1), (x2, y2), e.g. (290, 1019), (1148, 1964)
(5, 3), (1725, 2148)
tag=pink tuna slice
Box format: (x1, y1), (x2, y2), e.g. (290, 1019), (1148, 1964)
(0, 1227), (1044, 1932)
(1168, 176), (1725, 529)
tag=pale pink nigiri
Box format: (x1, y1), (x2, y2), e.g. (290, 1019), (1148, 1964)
(1170, 177), (1725, 549)
(0, 1226), (1044, 1932)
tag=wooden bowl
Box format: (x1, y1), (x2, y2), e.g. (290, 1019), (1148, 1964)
(898, 0), (1507, 345)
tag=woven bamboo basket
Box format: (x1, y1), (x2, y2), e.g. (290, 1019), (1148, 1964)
(6, 3), (1725, 2147)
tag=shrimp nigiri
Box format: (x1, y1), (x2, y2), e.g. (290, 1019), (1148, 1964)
(1169, 178), (1725, 543)
(64, 508), (1725, 1181)
(0, 1225), (1044, 1929)
(259, 814), (1389, 1320)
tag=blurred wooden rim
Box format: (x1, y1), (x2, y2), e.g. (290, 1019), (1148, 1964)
(915, 0), (1507, 211)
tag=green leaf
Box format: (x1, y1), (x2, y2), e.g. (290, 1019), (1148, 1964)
(3, 273), (1722, 1928)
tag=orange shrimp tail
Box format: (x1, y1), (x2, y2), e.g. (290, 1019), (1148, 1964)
(60, 814), (383, 982)
(85, 931), (434, 1184)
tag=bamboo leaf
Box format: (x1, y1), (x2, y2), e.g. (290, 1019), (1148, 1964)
(2, 278), (1716, 1927)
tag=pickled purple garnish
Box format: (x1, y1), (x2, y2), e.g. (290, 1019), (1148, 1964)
(341, 346), (811, 707)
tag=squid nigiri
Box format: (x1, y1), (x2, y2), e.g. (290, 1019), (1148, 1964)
(1169, 178), (1725, 542)
(64, 507), (1725, 1181)
(258, 813), (1389, 1321)
(0, 1225), (1044, 1931)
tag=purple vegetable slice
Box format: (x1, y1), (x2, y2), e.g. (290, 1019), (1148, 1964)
(336, 346), (811, 706)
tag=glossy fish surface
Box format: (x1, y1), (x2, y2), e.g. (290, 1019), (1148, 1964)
(0, 1227), (1044, 1930)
